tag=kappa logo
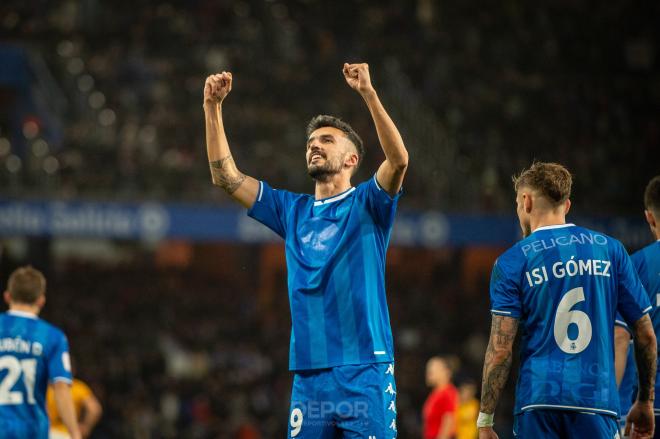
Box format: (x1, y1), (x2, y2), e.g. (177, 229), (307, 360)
(386, 363), (394, 375)
(384, 383), (396, 395)
(388, 400), (396, 413)
(389, 419), (397, 431)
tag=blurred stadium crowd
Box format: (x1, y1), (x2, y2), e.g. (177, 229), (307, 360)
(1, 0), (659, 438)
(1, 0), (658, 212)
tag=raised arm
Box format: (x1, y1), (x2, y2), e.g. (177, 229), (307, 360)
(625, 314), (656, 438)
(478, 315), (519, 439)
(343, 63), (408, 195)
(204, 72), (260, 208)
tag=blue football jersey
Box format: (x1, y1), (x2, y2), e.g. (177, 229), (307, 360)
(248, 175), (400, 370)
(490, 224), (651, 417)
(617, 240), (660, 415)
(0, 311), (72, 438)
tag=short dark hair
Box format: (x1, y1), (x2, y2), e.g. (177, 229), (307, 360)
(7, 266), (46, 304)
(306, 115), (364, 164)
(644, 175), (660, 215)
(513, 162), (572, 206)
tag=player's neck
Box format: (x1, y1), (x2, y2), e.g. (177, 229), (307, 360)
(530, 213), (566, 233)
(651, 227), (660, 241)
(313, 174), (352, 200)
(9, 303), (40, 316)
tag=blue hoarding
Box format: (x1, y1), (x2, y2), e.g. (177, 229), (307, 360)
(0, 199), (651, 249)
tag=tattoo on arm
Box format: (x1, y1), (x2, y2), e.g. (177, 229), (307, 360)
(480, 315), (519, 414)
(633, 314), (657, 402)
(209, 155), (246, 194)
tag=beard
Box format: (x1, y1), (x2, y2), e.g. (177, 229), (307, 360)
(307, 157), (343, 181)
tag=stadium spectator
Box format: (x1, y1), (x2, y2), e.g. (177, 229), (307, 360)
(423, 356), (459, 439)
(456, 380), (479, 439)
(0, 0), (657, 214)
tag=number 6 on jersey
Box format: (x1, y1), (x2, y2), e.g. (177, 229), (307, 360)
(554, 286), (592, 354)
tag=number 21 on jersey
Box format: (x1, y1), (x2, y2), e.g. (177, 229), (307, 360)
(0, 356), (37, 405)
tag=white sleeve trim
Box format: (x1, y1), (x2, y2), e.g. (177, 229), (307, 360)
(373, 174), (383, 191)
(614, 319), (629, 328)
(372, 173), (402, 199)
(50, 377), (73, 384)
(257, 181), (264, 202)
(643, 305), (653, 313)
(491, 309), (513, 315)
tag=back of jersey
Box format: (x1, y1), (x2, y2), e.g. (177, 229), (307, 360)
(0, 311), (72, 438)
(490, 224), (650, 417)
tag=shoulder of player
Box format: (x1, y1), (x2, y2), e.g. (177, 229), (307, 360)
(570, 225), (629, 255)
(354, 174), (397, 197)
(496, 243), (527, 270)
(36, 318), (69, 340)
(259, 181), (311, 204)
(632, 240), (660, 259)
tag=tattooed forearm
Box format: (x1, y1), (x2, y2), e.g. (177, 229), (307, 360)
(633, 314), (657, 402)
(209, 155), (246, 194)
(480, 315), (519, 414)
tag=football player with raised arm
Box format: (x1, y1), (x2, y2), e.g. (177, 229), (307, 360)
(203, 63), (408, 438)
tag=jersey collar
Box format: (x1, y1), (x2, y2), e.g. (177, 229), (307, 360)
(533, 223), (575, 233)
(7, 310), (38, 319)
(313, 187), (356, 206)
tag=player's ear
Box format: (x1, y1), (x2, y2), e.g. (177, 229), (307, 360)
(563, 199), (571, 215)
(3, 291), (10, 306)
(344, 150), (359, 169)
(645, 209), (656, 229)
(523, 192), (533, 213)
(36, 294), (46, 309)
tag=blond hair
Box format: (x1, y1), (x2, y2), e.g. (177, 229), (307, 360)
(513, 162), (572, 206)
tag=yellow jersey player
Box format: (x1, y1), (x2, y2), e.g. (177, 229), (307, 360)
(456, 380), (479, 439)
(47, 378), (102, 439)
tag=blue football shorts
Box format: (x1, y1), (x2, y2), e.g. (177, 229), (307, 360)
(288, 362), (397, 438)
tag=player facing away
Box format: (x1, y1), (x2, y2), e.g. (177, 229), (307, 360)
(0, 266), (81, 439)
(615, 175), (660, 437)
(203, 63), (408, 437)
(476, 162), (657, 439)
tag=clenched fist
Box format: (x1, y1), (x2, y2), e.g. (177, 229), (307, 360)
(204, 72), (232, 106)
(343, 63), (375, 96)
